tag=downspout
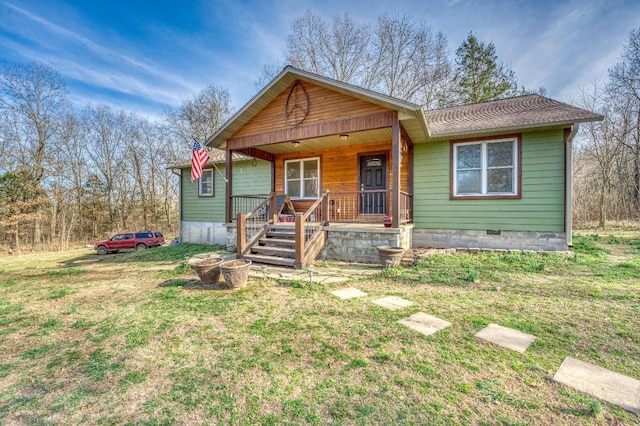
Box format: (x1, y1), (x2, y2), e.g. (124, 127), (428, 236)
(565, 123), (579, 247)
(171, 168), (183, 242)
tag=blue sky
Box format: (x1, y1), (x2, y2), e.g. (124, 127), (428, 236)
(1, 0), (639, 120)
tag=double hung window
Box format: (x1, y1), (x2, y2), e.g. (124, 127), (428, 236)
(453, 137), (519, 198)
(199, 169), (214, 197)
(285, 158), (320, 199)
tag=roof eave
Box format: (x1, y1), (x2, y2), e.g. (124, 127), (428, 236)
(425, 116), (603, 141)
(206, 66), (427, 149)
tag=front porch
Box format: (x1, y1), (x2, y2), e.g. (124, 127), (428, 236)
(204, 72), (428, 268)
(229, 190), (413, 268)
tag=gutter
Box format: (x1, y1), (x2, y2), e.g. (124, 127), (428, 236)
(565, 123), (579, 247)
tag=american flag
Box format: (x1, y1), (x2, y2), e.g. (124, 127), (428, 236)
(191, 139), (210, 182)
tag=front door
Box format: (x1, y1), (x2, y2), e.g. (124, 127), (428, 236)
(360, 154), (387, 215)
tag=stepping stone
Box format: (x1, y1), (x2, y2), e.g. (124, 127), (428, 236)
(330, 287), (367, 299)
(474, 323), (536, 353)
(371, 296), (414, 310)
(553, 357), (640, 414)
(398, 312), (451, 337)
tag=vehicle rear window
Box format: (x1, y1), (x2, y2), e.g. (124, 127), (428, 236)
(136, 232), (153, 238)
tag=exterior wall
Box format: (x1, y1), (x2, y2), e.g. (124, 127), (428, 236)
(413, 128), (566, 232)
(181, 221), (228, 246)
(318, 225), (413, 263)
(273, 141), (410, 214)
(412, 228), (566, 251)
(231, 81), (388, 139)
(180, 159), (271, 245)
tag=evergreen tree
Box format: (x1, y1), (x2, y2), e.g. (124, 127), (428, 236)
(451, 32), (522, 105)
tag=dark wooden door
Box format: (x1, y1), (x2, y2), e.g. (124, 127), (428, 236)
(360, 154), (387, 214)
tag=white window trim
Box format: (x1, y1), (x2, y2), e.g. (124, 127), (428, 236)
(198, 169), (214, 197)
(453, 137), (518, 197)
(284, 157), (320, 199)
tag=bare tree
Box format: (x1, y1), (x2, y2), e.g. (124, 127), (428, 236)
(267, 10), (454, 107)
(0, 60), (69, 248)
(608, 26), (640, 212)
(163, 84), (232, 148)
(575, 81), (628, 227)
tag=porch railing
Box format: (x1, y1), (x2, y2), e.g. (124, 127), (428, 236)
(237, 193), (275, 256)
(231, 194), (271, 222)
(294, 191), (329, 268)
(399, 190), (413, 224)
(326, 190), (412, 224)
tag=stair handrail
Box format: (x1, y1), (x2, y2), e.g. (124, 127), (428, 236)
(295, 191), (329, 268)
(237, 192), (276, 256)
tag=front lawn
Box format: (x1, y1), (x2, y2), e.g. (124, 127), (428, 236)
(0, 234), (638, 425)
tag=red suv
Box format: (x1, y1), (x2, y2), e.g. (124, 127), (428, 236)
(94, 231), (164, 255)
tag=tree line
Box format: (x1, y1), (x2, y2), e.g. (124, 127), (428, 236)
(573, 27), (640, 226)
(0, 10), (637, 253)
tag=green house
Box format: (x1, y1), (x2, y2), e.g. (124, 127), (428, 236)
(173, 66), (602, 268)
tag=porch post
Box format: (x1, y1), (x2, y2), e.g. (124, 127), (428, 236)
(226, 148), (233, 224)
(391, 121), (401, 228)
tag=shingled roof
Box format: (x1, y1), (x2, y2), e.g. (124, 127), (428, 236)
(423, 94), (603, 139)
(170, 148), (250, 169)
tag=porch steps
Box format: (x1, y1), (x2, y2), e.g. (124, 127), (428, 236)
(258, 237), (295, 247)
(242, 224), (299, 267)
(242, 254), (295, 267)
(251, 246), (295, 257)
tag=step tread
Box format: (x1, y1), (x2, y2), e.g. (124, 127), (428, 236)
(266, 231), (296, 238)
(259, 237), (295, 246)
(242, 254), (295, 267)
(251, 246), (295, 256)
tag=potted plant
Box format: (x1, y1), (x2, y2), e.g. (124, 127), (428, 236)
(190, 257), (224, 284)
(383, 216), (392, 228)
(220, 259), (252, 289)
(376, 246), (405, 267)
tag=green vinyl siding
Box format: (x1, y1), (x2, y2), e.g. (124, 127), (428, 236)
(181, 159), (272, 222)
(413, 129), (565, 232)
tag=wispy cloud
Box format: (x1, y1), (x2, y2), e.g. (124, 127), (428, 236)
(2, 1), (201, 100)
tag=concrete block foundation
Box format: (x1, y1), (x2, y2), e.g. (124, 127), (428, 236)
(318, 224), (414, 263)
(412, 228), (567, 251)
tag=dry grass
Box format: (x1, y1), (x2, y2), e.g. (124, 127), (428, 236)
(0, 235), (638, 425)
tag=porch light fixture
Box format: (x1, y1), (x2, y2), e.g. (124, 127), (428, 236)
(340, 134), (349, 140)
(292, 141), (300, 147)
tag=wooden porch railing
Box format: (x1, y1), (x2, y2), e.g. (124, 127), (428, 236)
(399, 190), (413, 224)
(326, 190), (412, 224)
(236, 192), (276, 256)
(294, 191), (329, 269)
(231, 194), (271, 222)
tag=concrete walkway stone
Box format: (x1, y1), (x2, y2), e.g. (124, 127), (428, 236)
(398, 312), (451, 337)
(475, 323), (536, 353)
(553, 357), (640, 414)
(372, 296), (414, 310)
(331, 287), (367, 299)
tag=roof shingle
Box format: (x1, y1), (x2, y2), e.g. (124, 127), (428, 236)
(423, 94), (603, 138)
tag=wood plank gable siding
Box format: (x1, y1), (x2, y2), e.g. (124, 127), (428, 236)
(228, 81), (392, 148)
(412, 129), (566, 232)
(181, 159), (271, 222)
(274, 141), (410, 211)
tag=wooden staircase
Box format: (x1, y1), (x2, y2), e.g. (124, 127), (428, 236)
(242, 225), (297, 267)
(236, 192), (329, 269)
